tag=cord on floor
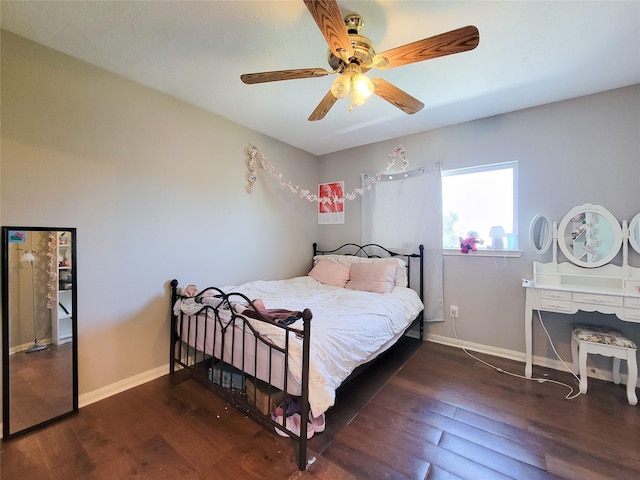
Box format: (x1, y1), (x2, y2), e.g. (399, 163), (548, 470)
(451, 295), (581, 400)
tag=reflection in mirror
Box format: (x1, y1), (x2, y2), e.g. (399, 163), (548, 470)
(529, 214), (552, 254)
(557, 204), (622, 268)
(2, 227), (78, 439)
(629, 213), (640, 255)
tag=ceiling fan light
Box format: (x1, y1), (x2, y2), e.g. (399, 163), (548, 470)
(330, 72), (351, 99)
(351, 73), (374, 105)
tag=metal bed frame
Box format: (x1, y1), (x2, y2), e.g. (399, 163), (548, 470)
(169, 243), (424, 470)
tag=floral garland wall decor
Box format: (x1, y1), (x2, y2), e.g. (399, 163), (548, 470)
(245, 144), (409, 206)
(46, 232), (58, 309)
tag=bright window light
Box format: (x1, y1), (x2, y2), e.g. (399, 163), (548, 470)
(442, 162), (518, 250)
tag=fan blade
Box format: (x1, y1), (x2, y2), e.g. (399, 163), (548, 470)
(241, 68), (331, 84)
(372, 78), (424, 115)
(308, 90), (338, 121)
(374, 25), (479, 70)
(304, 0), (352, 62)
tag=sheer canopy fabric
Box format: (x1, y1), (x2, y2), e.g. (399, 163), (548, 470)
(361, 164), (444, 322)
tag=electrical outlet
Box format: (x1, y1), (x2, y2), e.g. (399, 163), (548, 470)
(450, 305), (459, 319)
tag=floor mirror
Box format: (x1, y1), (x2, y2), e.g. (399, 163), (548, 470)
(2, 226), (78, 439)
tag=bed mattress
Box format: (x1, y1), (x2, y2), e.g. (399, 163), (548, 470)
(175, 275), (424, 417)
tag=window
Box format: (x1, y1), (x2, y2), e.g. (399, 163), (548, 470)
(442, 161), (518, 250)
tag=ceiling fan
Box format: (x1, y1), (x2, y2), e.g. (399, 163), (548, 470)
(240, 0), (480, 121)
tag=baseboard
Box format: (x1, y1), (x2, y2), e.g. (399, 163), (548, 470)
(79, 364), (169, 408)
(0, 364), (171, 438)
(9, 339), (53, 355)
(427, 333), (526, 363)
(425, 334), (639, 385)
(60, 335), (640, 414)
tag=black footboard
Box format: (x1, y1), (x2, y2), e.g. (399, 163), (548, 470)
(168, 244), (424, 471)
(169, 280), (313, 470)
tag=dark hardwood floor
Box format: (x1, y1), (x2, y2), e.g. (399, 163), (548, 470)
(2, 340), (639, 479)
(6, 343), (73, 434)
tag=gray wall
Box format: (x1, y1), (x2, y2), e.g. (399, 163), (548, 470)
(2, 28), (639, 403)
(317, 85), (640, 369)
(1, 31), (318, 398)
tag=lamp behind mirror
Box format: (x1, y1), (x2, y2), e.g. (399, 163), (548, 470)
(20, 247), (48, 354)
(2, 226), (78, 439)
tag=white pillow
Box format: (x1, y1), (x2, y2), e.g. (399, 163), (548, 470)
(345, 262), (397, 293)
(313, 254), (408, 288)
(308, 259), (351, 287)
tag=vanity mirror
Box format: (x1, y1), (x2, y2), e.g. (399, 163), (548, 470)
(557, 203), (622, 268)
(629, 212), (640, 255)
(529, 213), (552, 254)
(2, 226), (78, 439)
(524, 205), (640, 379)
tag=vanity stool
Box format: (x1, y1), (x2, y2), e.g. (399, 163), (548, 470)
(571, 323), (638, 405)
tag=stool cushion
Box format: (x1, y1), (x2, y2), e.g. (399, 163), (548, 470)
(572, 323), (637, 349)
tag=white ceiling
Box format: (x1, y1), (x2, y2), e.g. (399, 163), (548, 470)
(2, 1), (639, 156)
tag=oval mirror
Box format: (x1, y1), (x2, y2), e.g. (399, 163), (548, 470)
(529, 214), (552, 254)
(629, 212), (640, 255)
(557, 204), (622, 268)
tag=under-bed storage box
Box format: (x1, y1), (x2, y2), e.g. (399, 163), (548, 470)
(246, 378), (286, 415)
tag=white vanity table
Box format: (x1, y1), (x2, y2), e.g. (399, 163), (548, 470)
(524, 205), (640, 378)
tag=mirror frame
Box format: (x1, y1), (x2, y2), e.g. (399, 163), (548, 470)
(629, 212), (640, 255)
(529, 213), (553, 255)
(2, 226), (78, 439)
(557, 204), (622, 268)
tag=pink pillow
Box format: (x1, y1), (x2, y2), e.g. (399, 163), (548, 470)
(308, 259), (350, 287)
(345, 262), (396, 293)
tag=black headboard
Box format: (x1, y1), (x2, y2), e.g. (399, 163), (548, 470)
(312, 243), (424, 304)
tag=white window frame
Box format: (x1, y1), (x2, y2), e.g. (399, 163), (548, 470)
(442, 161), (521, 257)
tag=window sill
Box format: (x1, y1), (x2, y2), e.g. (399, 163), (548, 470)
(443, 248), (523, 258)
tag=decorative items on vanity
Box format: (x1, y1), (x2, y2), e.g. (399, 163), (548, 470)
(524, 205), (640, 399)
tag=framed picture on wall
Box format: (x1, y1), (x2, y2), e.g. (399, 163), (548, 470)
(318, 181), (345, 225)
(8, 231), (26, 243)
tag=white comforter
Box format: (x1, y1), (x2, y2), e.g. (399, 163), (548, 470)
(223, 276), (424, 417)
